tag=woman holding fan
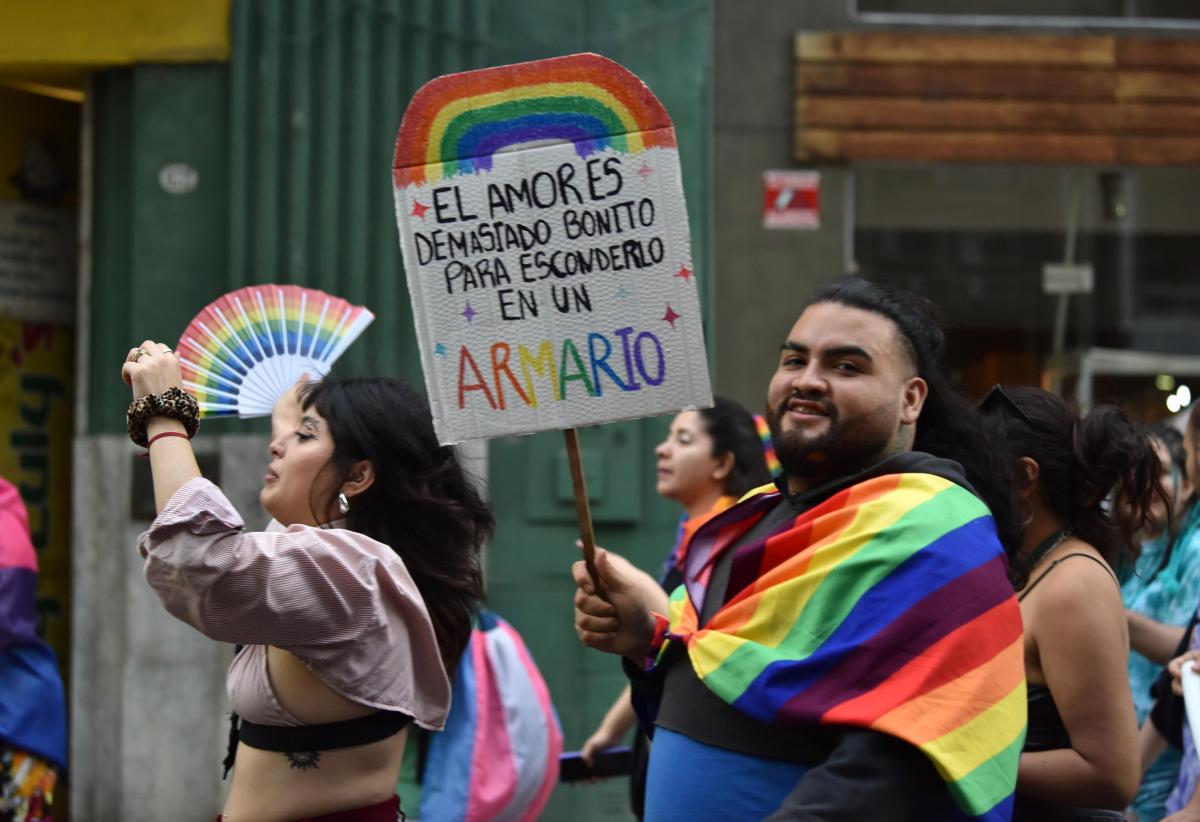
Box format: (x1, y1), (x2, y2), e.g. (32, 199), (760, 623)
(121, 339), (491, 821)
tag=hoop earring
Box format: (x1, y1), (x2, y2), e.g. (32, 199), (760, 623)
(337, 492), (350, 514)
(1020, 499), (1034, 527)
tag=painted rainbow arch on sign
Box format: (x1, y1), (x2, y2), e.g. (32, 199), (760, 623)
(393, 53), (676, 187)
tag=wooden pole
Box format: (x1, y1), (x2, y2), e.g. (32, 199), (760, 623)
(564, 427), (605, 599)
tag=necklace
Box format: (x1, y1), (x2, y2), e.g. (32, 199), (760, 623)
(1024, 528), (1070, 571)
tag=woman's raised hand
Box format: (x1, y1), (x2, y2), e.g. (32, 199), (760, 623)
(121, 339), (183, 399)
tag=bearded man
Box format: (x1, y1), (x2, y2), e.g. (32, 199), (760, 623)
(573, 278), (1026, 821)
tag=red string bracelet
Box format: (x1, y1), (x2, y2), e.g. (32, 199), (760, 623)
(142, 430), (191, 457)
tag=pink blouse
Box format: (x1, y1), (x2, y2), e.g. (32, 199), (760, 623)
(137, 477), (451, 731)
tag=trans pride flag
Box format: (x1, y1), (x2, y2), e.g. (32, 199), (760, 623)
(662, 472), (1026, 821)
(419, 611), (561, 822)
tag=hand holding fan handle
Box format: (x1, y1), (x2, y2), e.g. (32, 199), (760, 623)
(565, 428), (606, 601)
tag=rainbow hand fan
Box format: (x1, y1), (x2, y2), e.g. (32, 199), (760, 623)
(177, 285), (374, 418)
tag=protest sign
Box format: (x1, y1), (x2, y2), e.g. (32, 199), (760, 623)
(392, 53), (712, 446)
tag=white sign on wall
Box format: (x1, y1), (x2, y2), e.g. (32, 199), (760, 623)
(0, 201), (75, 326)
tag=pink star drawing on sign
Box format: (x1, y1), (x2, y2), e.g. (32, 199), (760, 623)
(662, 305), (681, 328)
(462, 302), (477, 323)
(636, 162), (653, 180)
(411, 200), (430, 219)
(675, 264), (693, 282)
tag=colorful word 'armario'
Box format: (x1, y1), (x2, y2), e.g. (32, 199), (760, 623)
(458, 326), (666, 411)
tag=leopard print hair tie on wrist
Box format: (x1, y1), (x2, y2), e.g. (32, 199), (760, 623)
(126, 387), (200, 447)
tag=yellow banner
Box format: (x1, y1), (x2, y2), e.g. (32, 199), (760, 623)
(0, 319), (73, 672)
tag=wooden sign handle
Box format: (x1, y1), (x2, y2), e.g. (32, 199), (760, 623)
(564, 428), (606, 600)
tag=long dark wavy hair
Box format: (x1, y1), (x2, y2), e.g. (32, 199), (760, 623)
(301, 376), (492, 670)
(806, 277), (1023, 563)
(697, 397), (771, 498)
(1146, 422), (1192, 552)
(1148, 423), (1187, 485)
(992, 386), (1163, 586)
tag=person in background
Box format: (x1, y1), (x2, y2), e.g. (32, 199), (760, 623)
(573, 278), (1025, 821)
(982, 386), (1160, 821)
(1121, 425), (1188, 589)
(1154, 635), (1200, 821)
(579, 397), (770, 818)
(1124, 423), (1195, 822)
(122, 341), (491, 821)
(0, 475), (66, 822)
(1127, 410), (1200, 822)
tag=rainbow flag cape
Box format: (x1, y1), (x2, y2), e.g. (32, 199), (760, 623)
(661, 472), (1026, 821)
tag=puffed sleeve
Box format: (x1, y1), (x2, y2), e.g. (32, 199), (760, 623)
(140, 478), (392, 646)
(137, 478), (452, 726)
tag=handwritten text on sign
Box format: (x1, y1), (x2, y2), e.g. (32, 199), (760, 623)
(396, 140), (711, 444)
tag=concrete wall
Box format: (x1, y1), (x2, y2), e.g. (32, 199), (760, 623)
(711, 0), (856, 411)
(71, 434), (268, 821)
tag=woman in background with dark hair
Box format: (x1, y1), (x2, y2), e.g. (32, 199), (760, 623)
(1121, 424), (1190, 591)
(653, 398), (775, 571)
(1122, 411), (1200, 822)
(579, 397), (770, 816)
(1123, 423), (1196, 822)
(121, 339), (492, 822)
(983, 386), (1161, 821)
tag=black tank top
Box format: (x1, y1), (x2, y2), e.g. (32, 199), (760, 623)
(1023, 683), (1071, 752)
(1013, 549), (1125, 822)
(1017, 547), (1118, 754)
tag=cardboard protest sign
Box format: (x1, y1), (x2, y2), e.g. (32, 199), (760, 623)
(393, 53), (712, 445)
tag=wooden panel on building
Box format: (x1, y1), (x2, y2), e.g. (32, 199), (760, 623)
(794, 31), (1200, 166)
(796, 97), (1126, 132)
(1116, 39), (1200, 69)
(1117, 136), (1200, 165)
(1117, 71), (1200, 102)
(796, 63), (1117, 101)
(797, 129), (1116, 165)
(794, 32), (1116, 66)
(798, 96), (1200, 134)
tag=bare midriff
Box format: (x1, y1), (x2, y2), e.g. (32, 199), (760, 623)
(221, 647), (408, 822)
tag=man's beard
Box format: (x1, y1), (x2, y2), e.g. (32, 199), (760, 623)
(765, 392), (897, 482)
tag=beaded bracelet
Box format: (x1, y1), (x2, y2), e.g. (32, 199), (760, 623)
(126, 387), (200, 447)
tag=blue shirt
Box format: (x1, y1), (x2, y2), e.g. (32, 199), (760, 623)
(643, 727), (808, 821)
